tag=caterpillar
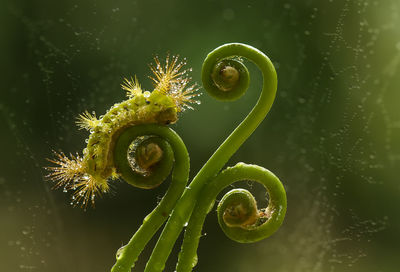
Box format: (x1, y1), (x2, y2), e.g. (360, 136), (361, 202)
(46, 55), (200, 208)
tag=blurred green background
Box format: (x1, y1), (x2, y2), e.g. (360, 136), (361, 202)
(1, 0), (399, 271)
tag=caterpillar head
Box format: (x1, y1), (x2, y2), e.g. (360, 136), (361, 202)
(122, 54), (200, 115)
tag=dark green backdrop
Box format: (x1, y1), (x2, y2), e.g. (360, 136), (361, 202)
(1, 0), (399, 271)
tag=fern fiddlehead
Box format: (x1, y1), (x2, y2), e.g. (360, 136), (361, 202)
(46, 43), (286, 272)
(111, 124), (190, 271)
(176, 163), (286, 271)
(45, 55), (198, 270)
(173, 44), (287, 271)
(142, 43), (286, 272)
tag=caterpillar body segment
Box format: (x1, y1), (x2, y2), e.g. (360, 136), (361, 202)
(46, 55), (200, 207)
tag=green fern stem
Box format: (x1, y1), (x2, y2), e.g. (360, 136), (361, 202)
(176, 163), (287, 271)
(143, 43), (279, 272)
(111, 124), (189, 272)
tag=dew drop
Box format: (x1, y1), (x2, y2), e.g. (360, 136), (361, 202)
(116, 245), (126, 259)
(192, 254), (198, 268)
(143, 214), (150, 223)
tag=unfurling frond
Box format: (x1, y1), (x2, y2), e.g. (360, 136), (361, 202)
(76, 111), (99, 130)
(121, 76), (142, 98)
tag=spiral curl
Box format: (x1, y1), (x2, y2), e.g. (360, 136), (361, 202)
(190, 42), (285, 262)
(46, 43), (287, 272)
(46, 55), (200, 209)
(111, 124), (190, 272)
(114, 130), (174, 189)
(205, 57), (250, 100)
(218, 188), (259, 229)
(132, 43), (286, 272)
(176, 163), (286, 271)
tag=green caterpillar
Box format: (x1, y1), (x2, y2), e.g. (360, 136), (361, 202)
(46, 55), (199, 207)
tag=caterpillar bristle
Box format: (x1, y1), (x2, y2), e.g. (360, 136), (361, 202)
(45, 151), (85, 189)
(45, 151), (109, 209)
(70, 175), (109, 209)
(121, 76), (143, 98)
(148, 55), (201, 111)
(169, 81), (201, 111)
(76, 111), (99, 130)
(149, 55), (186, 94)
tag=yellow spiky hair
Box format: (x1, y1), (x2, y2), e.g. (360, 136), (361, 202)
(70, 174), (109, 208)
(45, 151), (110, 208)
(121, 76), (143, 98)
(76, 111), (99, 130)
(45, 151), (85, 190)
(149, 55), (201, 111)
